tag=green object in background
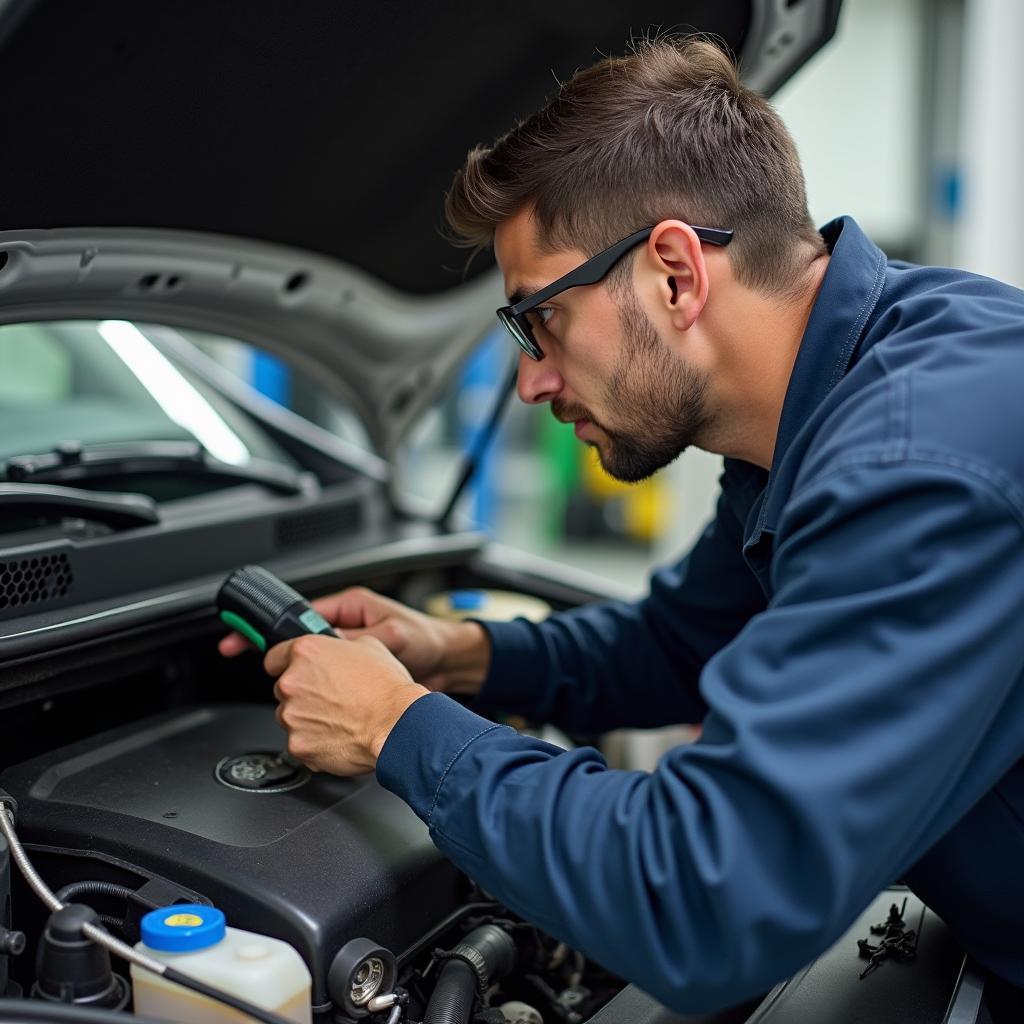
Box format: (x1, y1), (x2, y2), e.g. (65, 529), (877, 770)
(219, 610), (267, 652)
(539, 414), (580, 542)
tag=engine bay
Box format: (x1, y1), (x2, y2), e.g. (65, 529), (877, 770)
(0, 704), (467, 1008)
(0, 558), (630, 1024)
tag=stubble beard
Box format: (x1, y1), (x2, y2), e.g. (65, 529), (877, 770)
(553, 286), (712, 483)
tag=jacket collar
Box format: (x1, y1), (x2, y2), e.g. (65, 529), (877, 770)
(744, 216), (888, 549)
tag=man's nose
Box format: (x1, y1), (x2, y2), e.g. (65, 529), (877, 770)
(516, 349), (564, 405)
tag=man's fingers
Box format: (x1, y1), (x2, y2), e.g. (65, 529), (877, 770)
(218, 632), (250, 657)
(339, 624), (385, 644)
(313, 587), (397, 630)
(263, 638), (297, 678)
(310, 594), (348, 626)
(352, 633), (388, 653)
(222, 589), (399, 661)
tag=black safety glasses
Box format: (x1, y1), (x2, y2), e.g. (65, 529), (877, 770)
(496, 224), (734, 360)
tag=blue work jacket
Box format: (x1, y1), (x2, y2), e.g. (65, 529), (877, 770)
(378, 216), (1024, 1013)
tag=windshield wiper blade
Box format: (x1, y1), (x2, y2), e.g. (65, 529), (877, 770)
(3, 441), (314, 497)
(0, 483), (158, 530)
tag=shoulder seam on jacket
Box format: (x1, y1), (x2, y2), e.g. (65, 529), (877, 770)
(787, 449), (1024, 531)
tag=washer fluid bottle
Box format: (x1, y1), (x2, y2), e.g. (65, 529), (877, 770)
(131, 903), (312, 1024)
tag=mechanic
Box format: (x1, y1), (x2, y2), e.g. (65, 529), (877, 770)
(222, 38), (1024, 1018)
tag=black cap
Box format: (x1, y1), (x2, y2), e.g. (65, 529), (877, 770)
(32, 904), (129, 1009)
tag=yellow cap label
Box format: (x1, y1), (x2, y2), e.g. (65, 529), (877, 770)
(163, 913), (204, 927)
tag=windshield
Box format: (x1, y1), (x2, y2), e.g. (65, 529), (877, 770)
(0, 317), (509, 518)
(0, 320), (296, 467)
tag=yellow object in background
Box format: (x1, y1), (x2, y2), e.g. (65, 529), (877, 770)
(579, 448), (671, 543)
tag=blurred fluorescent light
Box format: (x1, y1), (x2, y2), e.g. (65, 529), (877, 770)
(97, 319), (250, 466)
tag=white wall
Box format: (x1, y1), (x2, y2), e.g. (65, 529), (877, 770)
(955, 0), (1024, 288)
(773, 0), (926, 247)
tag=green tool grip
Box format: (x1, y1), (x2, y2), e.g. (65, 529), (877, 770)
(219, 610), (267, 653)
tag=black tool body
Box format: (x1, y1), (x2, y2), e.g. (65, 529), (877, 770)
(217, 565), (335, 653)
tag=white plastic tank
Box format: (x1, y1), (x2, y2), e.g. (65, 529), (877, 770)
(130, 903), (311, 1024)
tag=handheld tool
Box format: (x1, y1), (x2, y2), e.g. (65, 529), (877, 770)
(217, 565), (335, 653)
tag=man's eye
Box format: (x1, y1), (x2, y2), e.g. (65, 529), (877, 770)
(526, 307), (555, 328)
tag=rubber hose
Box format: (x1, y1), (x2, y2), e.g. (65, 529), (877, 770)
(53, 881), (157, 909)
(423, 959), (478, 1024)
(0, 997), (168, 1024)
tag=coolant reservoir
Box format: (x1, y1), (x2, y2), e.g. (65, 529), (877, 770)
(131, 904), (311, 1024)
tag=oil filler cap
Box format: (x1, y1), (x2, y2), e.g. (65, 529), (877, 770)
(141, 905), (225, 952)
(215, 751), (310, 793)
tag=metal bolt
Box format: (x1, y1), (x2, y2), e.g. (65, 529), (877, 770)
(0, 927), (26, 956)
(367, 992), (399, 1012)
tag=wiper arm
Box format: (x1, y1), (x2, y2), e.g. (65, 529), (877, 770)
(0, 483), (158, 530)
(3, 441), (314, 497)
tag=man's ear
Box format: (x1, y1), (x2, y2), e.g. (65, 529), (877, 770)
(645, 221), (710, 330)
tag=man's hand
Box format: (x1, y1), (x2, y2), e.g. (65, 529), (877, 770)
(264, 633), (429, 776)
(220, 586), (491, 695)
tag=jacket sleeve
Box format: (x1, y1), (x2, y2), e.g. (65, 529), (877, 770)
(378, 459), (1024, 1014)
(474, 470), (768, 733)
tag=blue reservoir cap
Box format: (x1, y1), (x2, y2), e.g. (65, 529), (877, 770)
(449, 590), (486, 611)
(141, 904), (226, 952)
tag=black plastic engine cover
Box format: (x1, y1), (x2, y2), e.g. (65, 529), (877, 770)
(0, 705), (465, 1007)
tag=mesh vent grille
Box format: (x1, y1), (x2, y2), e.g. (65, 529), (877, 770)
(275, 504), (360, 549)
(0, 553), (73, 612)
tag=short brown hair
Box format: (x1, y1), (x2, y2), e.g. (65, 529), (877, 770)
(445, 37), (825, 295)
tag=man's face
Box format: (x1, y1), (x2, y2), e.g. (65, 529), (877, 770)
(495, 210), (712, 483)
(591, 285), (711, 481)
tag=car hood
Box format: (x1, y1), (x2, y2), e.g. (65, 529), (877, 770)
(0, 0), (839, 455)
